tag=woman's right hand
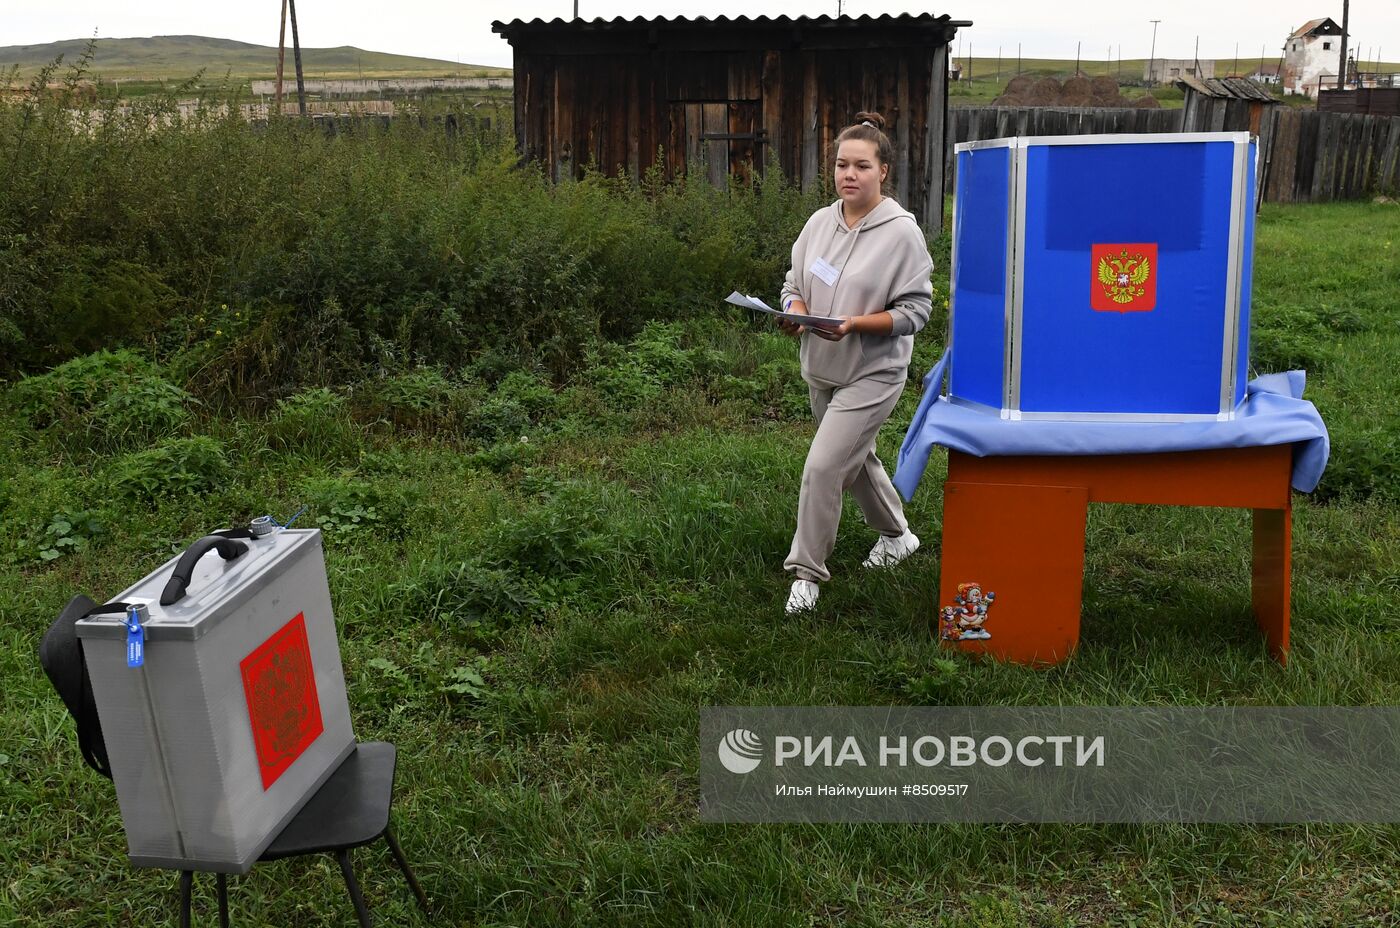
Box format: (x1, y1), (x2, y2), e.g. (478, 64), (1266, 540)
(778, 300), (808, 336)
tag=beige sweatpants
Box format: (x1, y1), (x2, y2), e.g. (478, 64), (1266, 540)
(785, 376), (909, 583)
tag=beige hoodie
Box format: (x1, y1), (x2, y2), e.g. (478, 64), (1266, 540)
(781, 197), (934, 388)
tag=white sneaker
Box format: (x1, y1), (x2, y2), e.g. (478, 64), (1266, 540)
(862, 529), (921, 569)
(785, 579), (820, 614)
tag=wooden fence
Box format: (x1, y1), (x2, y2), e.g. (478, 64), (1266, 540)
(946, 105), (1400, 204)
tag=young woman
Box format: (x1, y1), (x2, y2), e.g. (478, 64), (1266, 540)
(778, 111), (934, 614)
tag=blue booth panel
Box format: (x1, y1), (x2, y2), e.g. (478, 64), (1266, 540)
(949, 143), (1012, 410)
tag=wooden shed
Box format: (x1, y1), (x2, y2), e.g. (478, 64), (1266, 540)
(1176, 75), (1280, 135)
(491, 13), (970, 230)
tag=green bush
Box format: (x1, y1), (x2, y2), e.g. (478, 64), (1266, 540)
(109, 435), (231, 502)
(13, 508), (107, 564)
(584, 321), (728, 407)
(0, 87), (821, 392)
(482, 479), (629, 578)
(391, 557), (543, 645)
(719, 355), (809, 421)
(300, 475), (413, 541)
(41, 249), (177, 362)
(12, 350), (194, 453)
(356, 368), (460, 435)
(457, 371), (556, 446)
(466, 438), (539, 474)
(266, 387), (360, 457)
(355, 644), (492, 711)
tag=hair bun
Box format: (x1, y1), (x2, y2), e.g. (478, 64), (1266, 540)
(854, 111), (886, 131)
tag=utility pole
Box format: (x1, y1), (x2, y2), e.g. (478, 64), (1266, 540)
(275, 0), (287, 115)
(1232, 42), (1238, 77)
(1194, 35), (1200, 77)
(1148, 20), (1161, 87)
(1338, 0), (1349, 89)
(573, 1), (578, 18)
(997, 46), (1001, 85)
(288, 0), (306, 115)
(1076, 41), (1081, 76)
(1017, 43), (1022, 76)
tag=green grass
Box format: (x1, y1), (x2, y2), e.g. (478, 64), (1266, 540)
(1, 195), (1399, 923)
(0, 35), (506, 80)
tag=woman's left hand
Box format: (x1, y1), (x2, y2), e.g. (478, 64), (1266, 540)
(811, 317), (855, 341)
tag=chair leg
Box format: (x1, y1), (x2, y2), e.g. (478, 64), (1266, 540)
(337, 849), (373, 927)
(216, 872), (230, 928)
(384, 825), (430, 914)
(179, 871), (194, 928)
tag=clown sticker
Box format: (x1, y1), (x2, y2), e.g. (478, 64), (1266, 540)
(938, 582), (997, 641)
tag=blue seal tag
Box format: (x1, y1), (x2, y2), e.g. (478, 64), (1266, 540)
(125, 605), (145, 668)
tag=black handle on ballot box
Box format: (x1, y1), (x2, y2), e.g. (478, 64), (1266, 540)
(159, 535), (249, 606)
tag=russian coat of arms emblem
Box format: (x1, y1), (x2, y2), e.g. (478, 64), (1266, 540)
(1090, 243), (1158, 312)
(240, 613), (324, 790)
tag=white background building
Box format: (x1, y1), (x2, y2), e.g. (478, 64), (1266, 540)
(1282, 17), (1344, 98)
(1144, 58), (1216, 83)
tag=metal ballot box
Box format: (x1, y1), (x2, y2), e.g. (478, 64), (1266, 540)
(75, 528), (354, 873)
(948, 132), (1257, 420)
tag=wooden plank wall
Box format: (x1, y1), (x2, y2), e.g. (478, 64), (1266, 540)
(513, 45), (949, 231)
(946, 105), (1400, 204)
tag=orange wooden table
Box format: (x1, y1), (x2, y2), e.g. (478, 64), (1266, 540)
(936, 444), (1293, 665)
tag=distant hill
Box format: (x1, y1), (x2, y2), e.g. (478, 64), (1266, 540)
(0, 35), (508, 80)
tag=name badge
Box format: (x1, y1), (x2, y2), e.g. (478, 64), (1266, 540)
(810, 257), (840, 287)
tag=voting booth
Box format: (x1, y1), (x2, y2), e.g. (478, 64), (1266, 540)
(76, 528), (354, 873)
(925, 131), (1304, 666)
(948, 132), (1257, 421)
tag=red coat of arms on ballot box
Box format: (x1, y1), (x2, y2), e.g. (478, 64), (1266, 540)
(240, 612), (325, 789)
(1091, 243), (1158, 313)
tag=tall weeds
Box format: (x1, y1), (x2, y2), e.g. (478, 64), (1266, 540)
(0, 60), (826, 399)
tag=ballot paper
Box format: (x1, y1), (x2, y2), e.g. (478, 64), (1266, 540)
(724, 291), (845, 330)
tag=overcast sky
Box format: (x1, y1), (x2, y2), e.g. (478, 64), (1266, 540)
(6, 2), (1398, 71)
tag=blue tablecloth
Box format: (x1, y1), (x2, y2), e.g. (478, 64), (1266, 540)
(893, 350), (1331, 500)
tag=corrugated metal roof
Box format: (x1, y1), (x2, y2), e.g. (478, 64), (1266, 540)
(1176, 75), (1279, 102)
(492, 13), (971, 35)
(1289, 18), (1338, 39)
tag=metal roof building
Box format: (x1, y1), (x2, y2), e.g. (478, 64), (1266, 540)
(1177, 75), (1280, 137)
(492, 13), (970, 230)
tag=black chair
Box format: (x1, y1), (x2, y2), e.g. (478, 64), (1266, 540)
(40, 595), (430, 927)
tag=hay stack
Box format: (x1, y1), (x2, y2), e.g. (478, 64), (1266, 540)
(1028, 77), (1062, 104)
(1004, 75), (1034, 96)
(1093, 92), (1129, 108)
(1091, 75), (1120, 97)
(1062, 75), (1093, 98)
(992, 93), (1028, 107)
(1132, 95), (1162, 109)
